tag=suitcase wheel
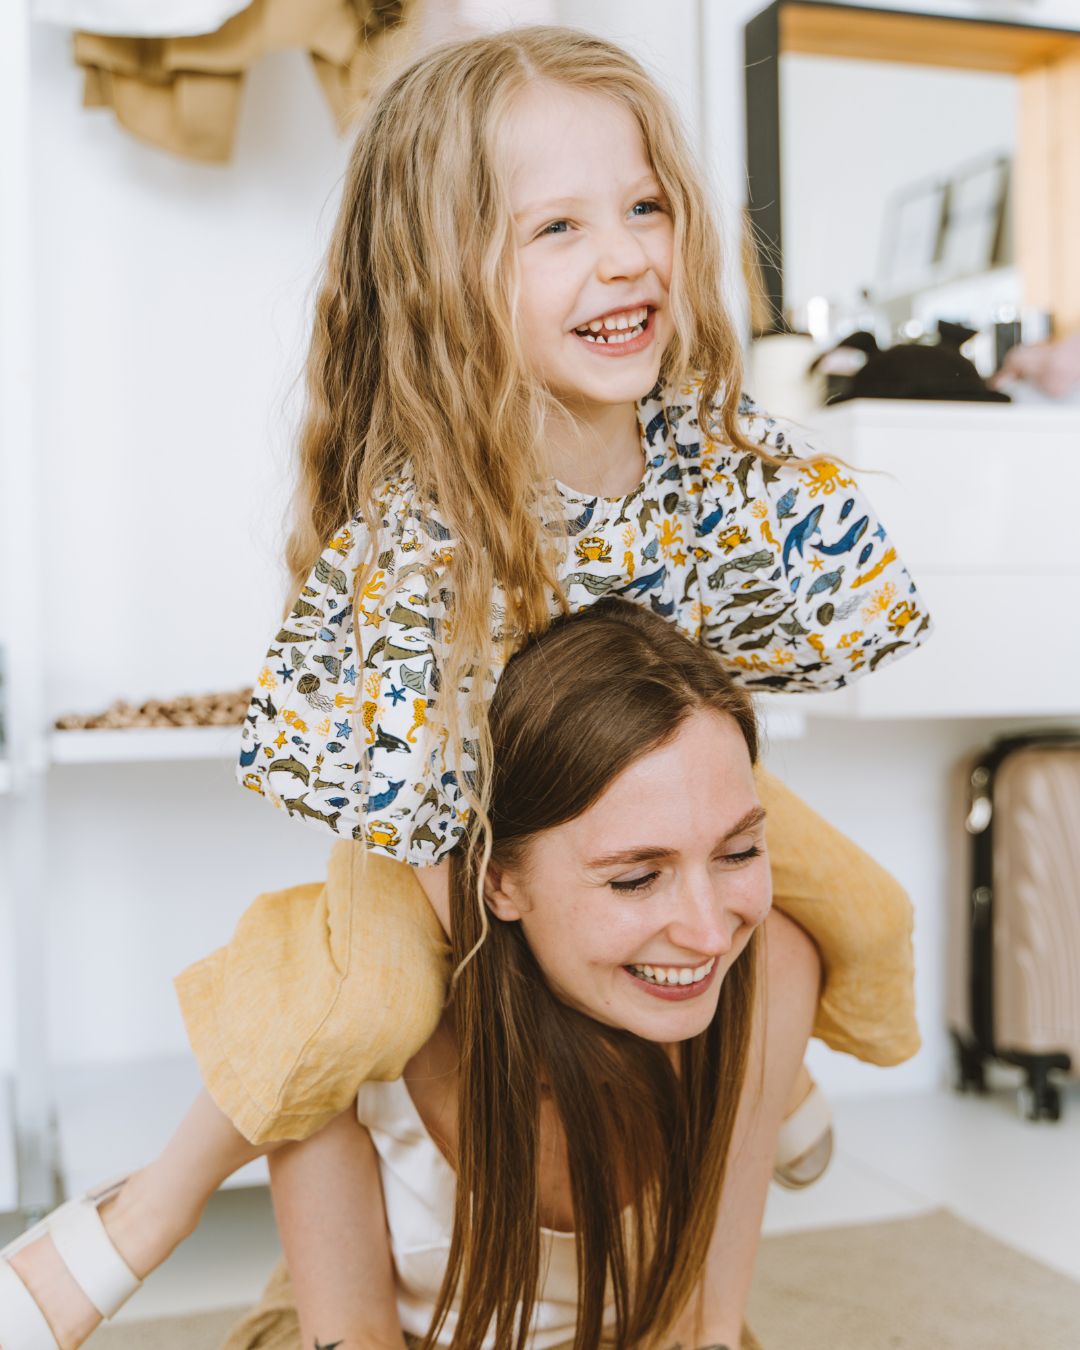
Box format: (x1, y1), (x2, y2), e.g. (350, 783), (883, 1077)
(951, 1031), (987, 1095)
(1019, 1078), (1062, 1123)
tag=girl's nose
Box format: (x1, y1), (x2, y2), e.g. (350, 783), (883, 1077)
(595, 223), (650, 283)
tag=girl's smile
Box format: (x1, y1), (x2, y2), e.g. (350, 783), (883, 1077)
(571, 304), (659, 356)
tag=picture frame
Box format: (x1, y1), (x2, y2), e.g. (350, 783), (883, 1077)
(940, 153), (1011, 280)
(878, 175), (948, 297)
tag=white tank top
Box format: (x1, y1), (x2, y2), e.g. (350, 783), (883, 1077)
(356, 1077), (616, 1347)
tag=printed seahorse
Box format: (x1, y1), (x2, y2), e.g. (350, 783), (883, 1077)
(362, 701), (377, 745)
(406, 699), (427, 743)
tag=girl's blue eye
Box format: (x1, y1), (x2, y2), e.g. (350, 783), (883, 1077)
(538, 201), (661, 237)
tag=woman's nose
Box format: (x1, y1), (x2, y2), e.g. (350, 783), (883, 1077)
(665, 878), (740, 957)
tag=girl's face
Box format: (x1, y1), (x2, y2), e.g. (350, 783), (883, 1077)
(502, 81), (676, 417)
(485, 710), (771, 1043)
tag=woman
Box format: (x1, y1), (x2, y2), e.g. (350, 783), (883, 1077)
(226, 599), (820, 1350)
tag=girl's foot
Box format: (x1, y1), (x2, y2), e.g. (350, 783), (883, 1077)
(773, 1062), (834, 1189)
(3, 1166), (199, 1348)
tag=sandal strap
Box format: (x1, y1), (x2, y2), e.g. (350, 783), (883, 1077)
(49, 1197), (141, 1319)
(0, 1258), (60, 1350)
(775, 1081), (833, 1169)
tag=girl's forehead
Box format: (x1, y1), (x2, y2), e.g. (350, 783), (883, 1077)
(499, 82), (652, 197)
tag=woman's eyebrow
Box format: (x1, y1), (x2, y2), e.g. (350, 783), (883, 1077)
(513, 175), (661, 222)
(585, 805), (767, 870)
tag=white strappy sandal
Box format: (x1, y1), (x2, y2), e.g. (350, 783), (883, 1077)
(0, 1180), (141, 1349)
(772, 1080), (834, 1190)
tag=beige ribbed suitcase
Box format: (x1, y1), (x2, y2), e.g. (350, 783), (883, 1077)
(951, 734), (1080, 1120)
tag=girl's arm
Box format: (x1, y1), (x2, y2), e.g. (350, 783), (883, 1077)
(415, 860), (451, 935)
(269, 1106), (407, 1350)
(662, 909), (820, 1347)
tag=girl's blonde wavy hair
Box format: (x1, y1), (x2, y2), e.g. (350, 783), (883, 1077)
(286, 24), (761, 872)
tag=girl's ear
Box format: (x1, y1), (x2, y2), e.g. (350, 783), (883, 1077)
(484, 859), (525, 922)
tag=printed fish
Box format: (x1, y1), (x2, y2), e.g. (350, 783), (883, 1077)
(775, 487), (798, 522)
(869, 641), (906, 671)
(410, 820), (445, 850)
(313, 653), (342, 680)
(705, 549), (773, 589)
(387, 602), (434, 632)
(696, 504), (726, 537)
(721, 586), (780, 611)
(268, 755), (311, 784)
(315, 558), (348, 595)
(815, 516), (868, 557)
(363, 636), (433, 668)
(781, 505), (824, 576)
(618, 564), (667, 598)
(839, 497), (855, 521)
(730, 606), (791, 639)
(367, 726), (410, 755)
(238, 741), (261, 767)
(283, 794), (341, 830)
(369, 779), (406, 810)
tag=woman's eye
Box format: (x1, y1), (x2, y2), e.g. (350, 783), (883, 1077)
(539, 219), (569, 237)
(722, 844), (762, 866)
(609, 871), (659, 894)
(632, 199), (663, 217)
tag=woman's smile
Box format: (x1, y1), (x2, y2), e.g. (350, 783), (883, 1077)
(623, 955), (719, 1001)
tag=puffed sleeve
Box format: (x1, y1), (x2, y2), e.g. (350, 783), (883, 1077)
(236, 482), (476, 864)
(698, 408), (932, 692)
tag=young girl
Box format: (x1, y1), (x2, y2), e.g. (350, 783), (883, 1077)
(227, 600), (819, 1350)
(0, 24), (929, 1348)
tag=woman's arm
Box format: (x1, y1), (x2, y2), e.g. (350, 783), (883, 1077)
(663, 909), (821, 1347)
(269, 1105), (406, 1350)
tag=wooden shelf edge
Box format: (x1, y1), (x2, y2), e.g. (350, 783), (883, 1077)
(49, 726), (242, 766)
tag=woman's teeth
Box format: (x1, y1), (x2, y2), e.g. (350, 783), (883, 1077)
(627, 957), (716, 987)
(575, 306), (649, 343)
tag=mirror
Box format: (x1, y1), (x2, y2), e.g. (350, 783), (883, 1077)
(745, 1), (1080, 341)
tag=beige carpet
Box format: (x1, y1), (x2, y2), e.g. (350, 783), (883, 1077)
(96, 1210), (1080, 1349)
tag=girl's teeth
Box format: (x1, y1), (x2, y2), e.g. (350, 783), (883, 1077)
(576, 307), (649, 342)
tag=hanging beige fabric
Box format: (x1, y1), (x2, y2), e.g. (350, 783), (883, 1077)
(73, 0), (416, 163)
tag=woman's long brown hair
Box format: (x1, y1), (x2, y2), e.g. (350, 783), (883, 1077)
(285, 24), (772, 869)
(424, 600), (761, 1350)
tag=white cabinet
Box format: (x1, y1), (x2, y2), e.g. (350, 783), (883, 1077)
(776, 401), (1080, 720)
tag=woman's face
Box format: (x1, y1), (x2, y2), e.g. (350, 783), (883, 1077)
(486, 709), (772, 1043)
(501, 81), (676, 418)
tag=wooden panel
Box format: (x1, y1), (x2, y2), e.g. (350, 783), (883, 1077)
(1017, 55), (1080, 332)
(1057, 55), (1080, 332)
(1017, 66), (1054, 313)
(780, 4), (1080, 75)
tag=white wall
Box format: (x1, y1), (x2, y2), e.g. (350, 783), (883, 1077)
(6, 0), (1080, 1101)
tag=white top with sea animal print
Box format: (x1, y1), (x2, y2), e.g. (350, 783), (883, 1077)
(237, 379), (932, 864)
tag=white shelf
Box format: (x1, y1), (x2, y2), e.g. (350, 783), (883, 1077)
(55, 1057), (267, 1200)
(49, 726), (242, 766)
(0, 1075), (16, 1213)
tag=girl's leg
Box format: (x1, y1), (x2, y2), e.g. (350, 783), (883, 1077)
(7, 1090), (270, 1348)
(755, 765), (920, 1066)
(667, 908), (821, 1347)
